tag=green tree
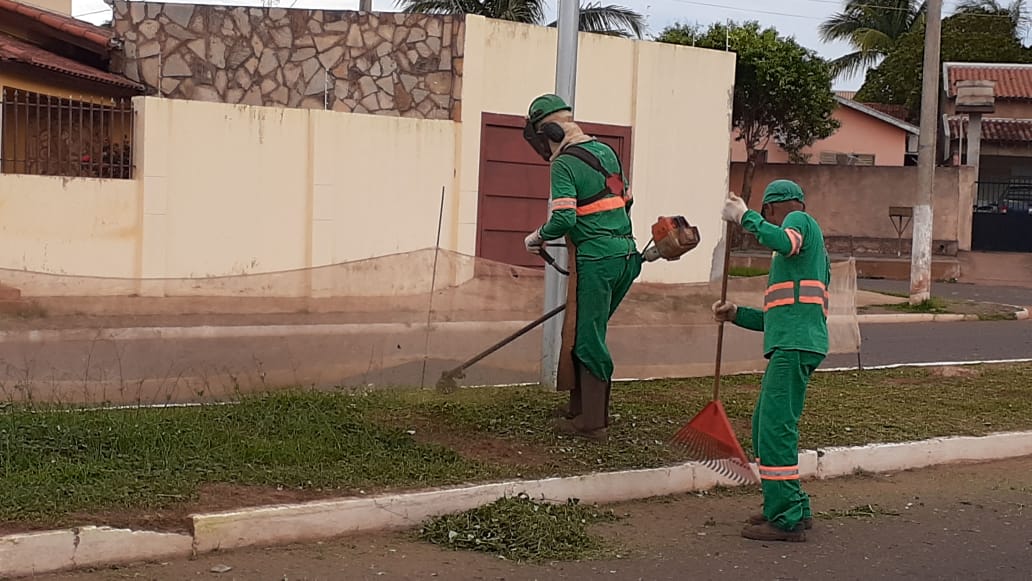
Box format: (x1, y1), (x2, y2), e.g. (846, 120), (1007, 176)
(855, 10), (1032, 120)
(394, 0), (646, 39)
(819, 0), (927, 79)
(656, 21), (840, 203)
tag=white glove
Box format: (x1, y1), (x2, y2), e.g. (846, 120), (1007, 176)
(524, 228), (544, 254)
(721, 192), (748, 224)
(712, 300), (738, 323)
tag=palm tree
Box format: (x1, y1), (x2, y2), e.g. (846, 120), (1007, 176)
(819, 0), (927, 79)
(395, 0), (647, 39)
(955, 0), (1029, 31)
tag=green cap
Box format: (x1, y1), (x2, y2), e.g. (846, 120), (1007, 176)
(762, 179), (805, 205)
(527, 94), (571, 125)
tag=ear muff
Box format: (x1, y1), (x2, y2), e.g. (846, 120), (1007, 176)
(539, 122), (566, 143)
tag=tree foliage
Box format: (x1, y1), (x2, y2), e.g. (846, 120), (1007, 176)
(395, 0), (646, 38)
(656, 21), (840, 202)
(855, 10), (1032, 120)
(819, 0), (927, 79)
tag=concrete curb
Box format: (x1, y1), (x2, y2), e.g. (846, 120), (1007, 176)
(3, 430), (1031, 578)
(857, 306), (1029, 324)
(0, 306), (1024, 344)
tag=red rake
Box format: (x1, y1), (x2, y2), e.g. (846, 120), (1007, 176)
(670, 221), (759, 486)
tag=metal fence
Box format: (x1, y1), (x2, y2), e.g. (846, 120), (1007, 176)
(974, 181), (1032, 214)
(0, 88), (135, 179)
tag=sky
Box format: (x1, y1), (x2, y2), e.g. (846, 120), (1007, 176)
(69, 0), (979, 92)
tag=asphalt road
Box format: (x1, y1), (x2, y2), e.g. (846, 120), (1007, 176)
(822, 319), (1032, 369)
(858, 279), (1032, 308)
(39, 455), (1032, 581)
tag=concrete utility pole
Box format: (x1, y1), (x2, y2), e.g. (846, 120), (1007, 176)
(541, 0), (579, 388)
(909, 0), (943, 305)
(360, 0), (372, 11)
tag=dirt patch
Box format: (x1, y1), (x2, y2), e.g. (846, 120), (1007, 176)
(928, 366), (983, 379)
(406, 417), (553, 469)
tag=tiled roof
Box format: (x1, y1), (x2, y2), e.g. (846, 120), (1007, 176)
(0, 33), (142, 90)
(947, 116), (1032, 143)
(0, 0), (113, 52)
(859, 102), (911, 123)
(944, 62), (1032, 100)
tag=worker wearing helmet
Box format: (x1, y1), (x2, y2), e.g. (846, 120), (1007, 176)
(521, 93), (642, 442)
(713, 179), (830, 542)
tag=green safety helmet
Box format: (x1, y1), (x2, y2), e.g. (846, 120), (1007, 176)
(527, 93), (572, 126)
(761, 179), (805, 205)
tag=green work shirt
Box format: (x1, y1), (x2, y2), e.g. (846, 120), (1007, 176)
(537, 140), (636, 260)
(732, 209), (831, 357)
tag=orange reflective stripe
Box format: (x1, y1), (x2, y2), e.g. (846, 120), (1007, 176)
(758, 464), (800, 480)
(549, 198), (577, 212)
(576, 195), (625, 216)
(764, 298), (794, 311)
(785, 228), (803, 256)
(765, 282), (794, 294)
(799, 280), (830, 316)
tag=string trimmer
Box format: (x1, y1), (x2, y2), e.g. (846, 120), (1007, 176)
(435, 216), (700, 393)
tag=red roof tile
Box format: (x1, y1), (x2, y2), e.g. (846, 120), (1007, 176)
(859, 102), (911, 123)
(0, 0), (113, 52)
(945, 63), (1032, 100)
(0, 33), (142, 90)
(947, 116), (1032, 143)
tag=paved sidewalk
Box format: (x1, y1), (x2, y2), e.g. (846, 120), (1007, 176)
(859, 279), (1032, 308)
(39, 456), (1032, 581)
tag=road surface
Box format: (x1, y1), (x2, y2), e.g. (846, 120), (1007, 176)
(858, 279), (1032, 308)
(39, 455), (1032, 581)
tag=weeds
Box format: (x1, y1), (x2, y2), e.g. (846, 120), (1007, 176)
(3, 363), (1032, 528)
(418, 493), (620, 562)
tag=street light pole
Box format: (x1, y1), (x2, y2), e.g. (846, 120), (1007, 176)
(910, 0), (942, 305)
(541, 0), (579, 388)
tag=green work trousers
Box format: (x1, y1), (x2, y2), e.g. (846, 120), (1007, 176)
(573, 252), (642, 382)
(754, 348), (825, 531)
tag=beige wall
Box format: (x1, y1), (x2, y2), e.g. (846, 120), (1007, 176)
(731, 104), (911, 167)
(21, 0), (71, 15)
(729, 163), (977, 252)
(0, 174), (137, 277)
(0, 19), (736, 295)
(0, 97), (458, 296)
(459, 16), (736, 284)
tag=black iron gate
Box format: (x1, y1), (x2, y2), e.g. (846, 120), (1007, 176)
(972, 181), (1032, 252)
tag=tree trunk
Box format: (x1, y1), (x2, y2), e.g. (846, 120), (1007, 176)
(731, 147), (760, 249)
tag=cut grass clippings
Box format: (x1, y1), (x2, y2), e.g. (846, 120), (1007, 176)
(418, 493), (620, 562)
(3, 363), (1032, 531)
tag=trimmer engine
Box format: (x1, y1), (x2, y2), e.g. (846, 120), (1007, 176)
(643, 216), (701, 262)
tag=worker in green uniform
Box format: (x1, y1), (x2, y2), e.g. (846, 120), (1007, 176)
(521, 93), (642, 442)
(713, 179), (830, 543)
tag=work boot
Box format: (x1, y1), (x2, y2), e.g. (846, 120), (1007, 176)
(740, 521), (806, 542)
(746, 513), (813, 529)
(554, 365), (609, 442)
(554, 385), (582, 419)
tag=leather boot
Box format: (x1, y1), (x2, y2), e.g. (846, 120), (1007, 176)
(741, 521), (806, 542)
(747, 513), (813, 529)
(554, 365), (608, 442)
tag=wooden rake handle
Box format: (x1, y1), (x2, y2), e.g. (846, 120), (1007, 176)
(713, 219), (734, 401)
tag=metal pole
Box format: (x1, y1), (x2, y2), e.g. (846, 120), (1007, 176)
(909, 0), (942, 305)
(541, 0), (579, 388)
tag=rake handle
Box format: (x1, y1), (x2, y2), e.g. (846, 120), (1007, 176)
(713, 220), (734, 401)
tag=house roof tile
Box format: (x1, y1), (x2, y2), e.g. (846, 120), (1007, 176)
(947, 115), (1032, 143)
(0, 0), (113, 52)
(0, 33), (142, 90)
(944, 62), (1032, 100)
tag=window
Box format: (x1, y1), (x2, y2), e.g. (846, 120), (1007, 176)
(819, 151), (875, 166)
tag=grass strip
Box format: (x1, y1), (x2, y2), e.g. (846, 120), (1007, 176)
(2, 363), (1032, 528)
(418, 493), (619, 562)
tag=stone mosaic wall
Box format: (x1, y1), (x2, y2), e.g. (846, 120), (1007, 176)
(111, 2), (463, 119)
